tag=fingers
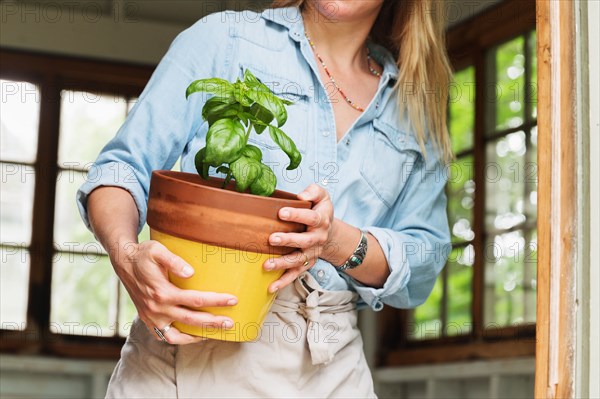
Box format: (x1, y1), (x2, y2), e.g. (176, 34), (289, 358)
(264, 250), (311, 272)
(147, 241), (195, 278)
(172, 289), (238, 309)
(146, 305), (236, 345)
(162, 326), (207, 345)
(298, 183), (330, 203)
(269, 231), (327, 250)
(279, 207), (325, 228)
(268, 266), (307, 294)
(147, 322), (207, 345)
(168, 306), (234, 330)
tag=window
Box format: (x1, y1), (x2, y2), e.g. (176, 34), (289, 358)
(377, 0), (537, 366)
(0, 51), (153, 357)
(50, 91), (138, 337)
(1, 79), (40, 329)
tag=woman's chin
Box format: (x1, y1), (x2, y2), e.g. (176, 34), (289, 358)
(308, 0), (384, 23)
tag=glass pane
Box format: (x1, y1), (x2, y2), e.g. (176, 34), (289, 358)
(485, 131), (528, 232)
(409, 277), (443, 340)
(53, 169), (105, 253)
(50, 254), (118, 336)
(449, 66), (475, 153)
(447, 155), (475, 243)
(484, 229), (537, 327)
(0, 79), (40, 163)
(0, 247), (30, 329)
(529, 31), (538, 119)
(58, 90), (127, 168)
(446, 245), (474, 336)
(118, 285), (137, 337)
(492, 36), (526, 131)
(0, 163), (35, 245)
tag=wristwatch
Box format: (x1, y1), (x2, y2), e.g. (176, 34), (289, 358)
(338, 230), (368, 271)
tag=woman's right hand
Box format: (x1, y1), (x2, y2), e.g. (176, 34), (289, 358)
(112, 239), (238, 345)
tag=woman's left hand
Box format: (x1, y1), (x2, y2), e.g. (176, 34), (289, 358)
(264, 183), (334, 293)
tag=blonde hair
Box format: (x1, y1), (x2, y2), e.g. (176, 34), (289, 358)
(270, 0), (454, 162)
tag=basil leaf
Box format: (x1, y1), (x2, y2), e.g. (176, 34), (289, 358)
(194, 147), (210, 180)
(233, 81), (253, 107)
(202, 97), (240, 125)
(246, 88), (287, 127)
(268, 125), (302, 170)
(204, 119), (246, 165)
(241, 144), (263, 162)
(249, 103), (274, 134)
(243, 69), (261, 87)
(244, 70), (273, 95)
(186, 78), (234, 99)
(231, 155), (262, 192)
(250, 164), (277, 197)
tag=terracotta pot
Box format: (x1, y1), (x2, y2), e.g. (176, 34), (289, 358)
(147, 170), (311, 341)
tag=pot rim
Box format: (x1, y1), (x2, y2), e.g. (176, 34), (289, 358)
(153, 170), (307, 204)
(147, 170), (312, 255)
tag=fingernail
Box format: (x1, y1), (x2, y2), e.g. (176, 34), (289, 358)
(298, 191), (310, 200)
(270, 285), (279, 294)
(271, 236), (281, 244)
(280, 209), (290, 219)
(264, 259), (275, 271)
(222, 320), (233, 329)
(227, 298), (238, 306)
(182, 265), (194, 277)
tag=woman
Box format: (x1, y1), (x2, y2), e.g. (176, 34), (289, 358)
(78, 0), (453, 397)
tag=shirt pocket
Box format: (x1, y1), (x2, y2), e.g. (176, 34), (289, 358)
(238, 63), (310, 157)
(360, 119), (422, 209)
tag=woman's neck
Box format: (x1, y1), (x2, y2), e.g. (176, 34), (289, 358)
(301, 4), (381, 71)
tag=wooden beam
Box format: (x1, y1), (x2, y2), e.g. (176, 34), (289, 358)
(384, 339), (535, 367)
(446, 0), (536, 57)
(535, 1), (578, 398)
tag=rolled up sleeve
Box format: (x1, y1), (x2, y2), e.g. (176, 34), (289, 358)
(343, 150), (452, 310)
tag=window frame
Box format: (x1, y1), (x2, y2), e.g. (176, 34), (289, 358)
(376, 0), (538, 367)
(0, 49), (154, 358)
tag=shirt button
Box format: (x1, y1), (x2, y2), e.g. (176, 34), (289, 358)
(322, 131), (331, 137)
(321, 179), (328, 186)
(317, 270), (325, 279)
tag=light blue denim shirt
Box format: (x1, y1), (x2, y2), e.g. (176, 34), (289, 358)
(77, 7), (451, 311)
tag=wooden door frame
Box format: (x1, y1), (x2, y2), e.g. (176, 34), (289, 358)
(535, 1), (579, 397)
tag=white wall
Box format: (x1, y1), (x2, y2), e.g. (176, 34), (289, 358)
(0, 355), (115, 398)
(0, 1), (187, 65)
(578, 0), (600, 397)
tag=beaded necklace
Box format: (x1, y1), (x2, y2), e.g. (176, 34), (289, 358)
(305, 33), (381, 113)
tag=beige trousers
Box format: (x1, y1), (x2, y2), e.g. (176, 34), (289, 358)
(106, 272), (376, 398)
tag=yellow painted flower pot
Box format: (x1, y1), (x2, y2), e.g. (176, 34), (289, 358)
(150, 229), (284, 341)
(147, 171), (310, 342)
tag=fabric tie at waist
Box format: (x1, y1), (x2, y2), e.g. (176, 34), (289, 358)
(270, 272), (358, 365)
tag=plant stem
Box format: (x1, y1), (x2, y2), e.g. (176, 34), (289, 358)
(222, 168), (233, 188)
(246, 124), (252, 141)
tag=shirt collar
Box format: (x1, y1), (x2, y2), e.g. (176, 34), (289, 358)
(261, 6), (304, 40)
(261, 6), (398, 81)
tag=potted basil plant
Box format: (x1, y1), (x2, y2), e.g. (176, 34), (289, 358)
(147, 69), (310, 342)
